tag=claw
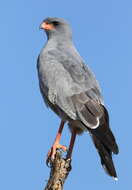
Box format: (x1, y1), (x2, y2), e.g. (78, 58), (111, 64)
(46, 156), (53, 167)
(46, 144), (67, 166)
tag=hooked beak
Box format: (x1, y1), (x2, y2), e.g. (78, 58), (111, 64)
(39, 22), (54, 30)
(39, 22), (46, 30)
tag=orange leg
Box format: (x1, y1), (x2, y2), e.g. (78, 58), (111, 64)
(47, 120), (67, 161)
(66, 129), (77, 159)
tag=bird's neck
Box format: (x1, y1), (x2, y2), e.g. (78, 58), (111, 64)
(46, 35), (73, 48)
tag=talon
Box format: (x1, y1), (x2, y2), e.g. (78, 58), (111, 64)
(45, 121), (66, 166)
(46, 143), (67, 165)
(46, 156), (51, 167)
(58, 145), (67, 152)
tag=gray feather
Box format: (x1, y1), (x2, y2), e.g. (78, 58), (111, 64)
(37, 36), (103, 127)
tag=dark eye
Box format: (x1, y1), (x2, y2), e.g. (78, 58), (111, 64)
(52, 21), (60, 26)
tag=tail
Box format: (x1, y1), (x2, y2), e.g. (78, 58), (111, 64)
(91, 106), (119, 179)
(92, 134), (118, 179)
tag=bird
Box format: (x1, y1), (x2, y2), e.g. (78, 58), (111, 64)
(37, 17), (119, 180)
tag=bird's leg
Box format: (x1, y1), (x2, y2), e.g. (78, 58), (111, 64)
(66, 129), (77, 159)
(47, 120), (67, 161)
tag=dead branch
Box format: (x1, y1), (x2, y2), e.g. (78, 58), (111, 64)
(44, 151), (72, 190)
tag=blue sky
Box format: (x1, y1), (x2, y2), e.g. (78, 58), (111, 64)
(0, 0), (131, 189)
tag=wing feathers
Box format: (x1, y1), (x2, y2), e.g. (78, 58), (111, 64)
(72, 92), (103, 129)
(91, 106), (119, 154)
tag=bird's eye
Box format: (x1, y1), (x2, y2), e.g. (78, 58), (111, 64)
(52, 21), (59, 26)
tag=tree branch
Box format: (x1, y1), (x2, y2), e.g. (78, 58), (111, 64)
(44, 151), (72, 190)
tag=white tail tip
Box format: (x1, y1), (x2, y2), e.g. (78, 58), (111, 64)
(113, 177), (118, 181)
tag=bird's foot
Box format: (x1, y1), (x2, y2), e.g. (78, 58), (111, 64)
(46, 143), (67, 166)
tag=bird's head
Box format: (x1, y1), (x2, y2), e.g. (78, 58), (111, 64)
(40, 17), (72, 40)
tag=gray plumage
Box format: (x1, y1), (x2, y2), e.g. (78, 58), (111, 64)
(37, 17), (119, 179)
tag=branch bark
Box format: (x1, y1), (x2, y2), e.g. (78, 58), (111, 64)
(44, 151), (72, 190)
